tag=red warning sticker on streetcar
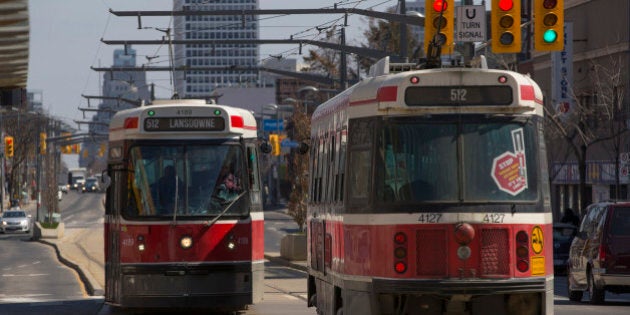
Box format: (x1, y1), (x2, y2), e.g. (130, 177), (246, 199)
(490, 128), (528, 196)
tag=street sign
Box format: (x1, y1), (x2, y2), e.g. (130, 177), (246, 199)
(455, 5), (486, 42)
(263, 119), (284, 132)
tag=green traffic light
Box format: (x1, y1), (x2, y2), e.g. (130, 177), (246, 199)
(543, 29), (558, 43)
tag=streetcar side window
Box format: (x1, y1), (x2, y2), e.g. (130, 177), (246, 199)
(246, 145), (260, 191)
(347, 119), (374, 208)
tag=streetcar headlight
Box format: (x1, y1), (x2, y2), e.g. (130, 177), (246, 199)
(138, 244), (145, 251)
(226, 241), (236, 251)
(180, 236), (193, 249)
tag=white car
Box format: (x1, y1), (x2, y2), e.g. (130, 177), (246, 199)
(0, 209), (32, 233)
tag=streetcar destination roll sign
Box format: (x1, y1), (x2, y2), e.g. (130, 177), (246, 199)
(144, 117), (225, 132)
(405, 86), (513, 106)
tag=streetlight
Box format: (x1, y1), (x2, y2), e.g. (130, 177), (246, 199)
(297, 86), (319, 115)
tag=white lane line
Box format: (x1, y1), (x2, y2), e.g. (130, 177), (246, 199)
(1, 273), (49, 277)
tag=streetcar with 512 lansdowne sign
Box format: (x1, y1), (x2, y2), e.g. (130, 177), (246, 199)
(306, 57), (553, 315)
(104, 99), (267, 312)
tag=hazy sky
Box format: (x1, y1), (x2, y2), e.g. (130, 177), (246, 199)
(26, 0), (406, 129)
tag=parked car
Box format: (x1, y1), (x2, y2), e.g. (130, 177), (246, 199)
(58, 184), (68, 194)
(553, 222), (577, 274)
(567, 201), (630, 304)
(82, 177), (100, 193)
(0, 209), (32, 233)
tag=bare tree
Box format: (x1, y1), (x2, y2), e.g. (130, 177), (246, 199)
(544, 55), (628, 215)
(286, 107), (310, 232)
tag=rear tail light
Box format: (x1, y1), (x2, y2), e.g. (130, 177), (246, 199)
(516, 230), (529, 272)
(394, 232), (408, 274)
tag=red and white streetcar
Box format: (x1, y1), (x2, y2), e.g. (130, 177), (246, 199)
(104, 99), (266, 311)
(307, 57), (553, 315)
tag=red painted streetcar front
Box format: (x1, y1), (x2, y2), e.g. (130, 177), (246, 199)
(104, 100), (265, 311)
(306, 62), (553, 314)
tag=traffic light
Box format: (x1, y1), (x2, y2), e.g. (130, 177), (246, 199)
(40, 132), (47, 155)
(424, 0), (454, 56)
(269, 134), (280, 156)
(4, 136), (14, 158)
(73, 144), (80, 154)
(534, 0), (564, 51)
(491, 0), (522, 53)
(98, 143), (106, 157)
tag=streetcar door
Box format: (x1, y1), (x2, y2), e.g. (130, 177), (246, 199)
(104, 165), (124, 303)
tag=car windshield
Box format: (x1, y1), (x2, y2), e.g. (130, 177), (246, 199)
(3, 211), (26, 218)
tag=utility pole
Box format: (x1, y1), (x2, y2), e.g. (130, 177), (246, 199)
(462, 0), (475, 65)
(399, 0), (407, 62)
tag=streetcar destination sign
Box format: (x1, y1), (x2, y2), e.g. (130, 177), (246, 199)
(144, 117), (225, 132)
(405, 86), (513, 106)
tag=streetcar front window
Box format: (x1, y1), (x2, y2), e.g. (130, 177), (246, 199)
(126, 144), (247, 219)
(376, 118), (539, 203)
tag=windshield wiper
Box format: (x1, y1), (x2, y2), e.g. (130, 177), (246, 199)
(171, 175), (180, 226)
(205, 192), (246, 228)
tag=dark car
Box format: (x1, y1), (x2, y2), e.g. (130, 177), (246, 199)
(553, 222), (577, 274)
(82, 177), (100, 193)
(567, 201), (630, 304)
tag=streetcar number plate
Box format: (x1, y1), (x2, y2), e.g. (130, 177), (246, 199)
(418, 213), (442, 223)
(483, 213), (505, 223)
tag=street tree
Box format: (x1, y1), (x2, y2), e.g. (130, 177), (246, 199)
(285, 109), (310, 232)
(544, 55), (628, 216)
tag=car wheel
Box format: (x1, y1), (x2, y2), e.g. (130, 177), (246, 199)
(588, 269), (605, 304)
(567, 274), (583, 302)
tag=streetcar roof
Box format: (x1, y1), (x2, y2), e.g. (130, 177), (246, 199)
(312, 66), (544, 123)
(108, 99), (258, 141)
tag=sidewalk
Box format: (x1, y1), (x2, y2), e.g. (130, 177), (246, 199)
(33, 209), (307, 297)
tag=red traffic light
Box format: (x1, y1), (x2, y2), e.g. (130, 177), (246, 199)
(498, 0), (514, 11)
(432, 0), (448, 12)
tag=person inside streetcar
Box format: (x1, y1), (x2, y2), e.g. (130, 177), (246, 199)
(214, 165), (242, 202)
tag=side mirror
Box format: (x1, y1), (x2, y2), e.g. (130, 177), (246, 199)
(260, 142), (272, 154)
(101, 171), (112, 190)
(298, 142), (309, 154)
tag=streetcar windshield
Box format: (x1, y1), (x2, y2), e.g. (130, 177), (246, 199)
(376, 118), (539, 203)
(125, 144), (247, 218)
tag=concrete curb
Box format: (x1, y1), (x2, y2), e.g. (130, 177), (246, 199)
(264, 254), (308, 272)
(36, 239), (104, 296)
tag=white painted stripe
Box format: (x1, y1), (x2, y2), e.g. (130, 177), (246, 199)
(320, 212), (553, 225)
(1, 273), (48, 277)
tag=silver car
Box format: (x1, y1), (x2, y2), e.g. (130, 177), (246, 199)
(0, 209), (32, 233)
